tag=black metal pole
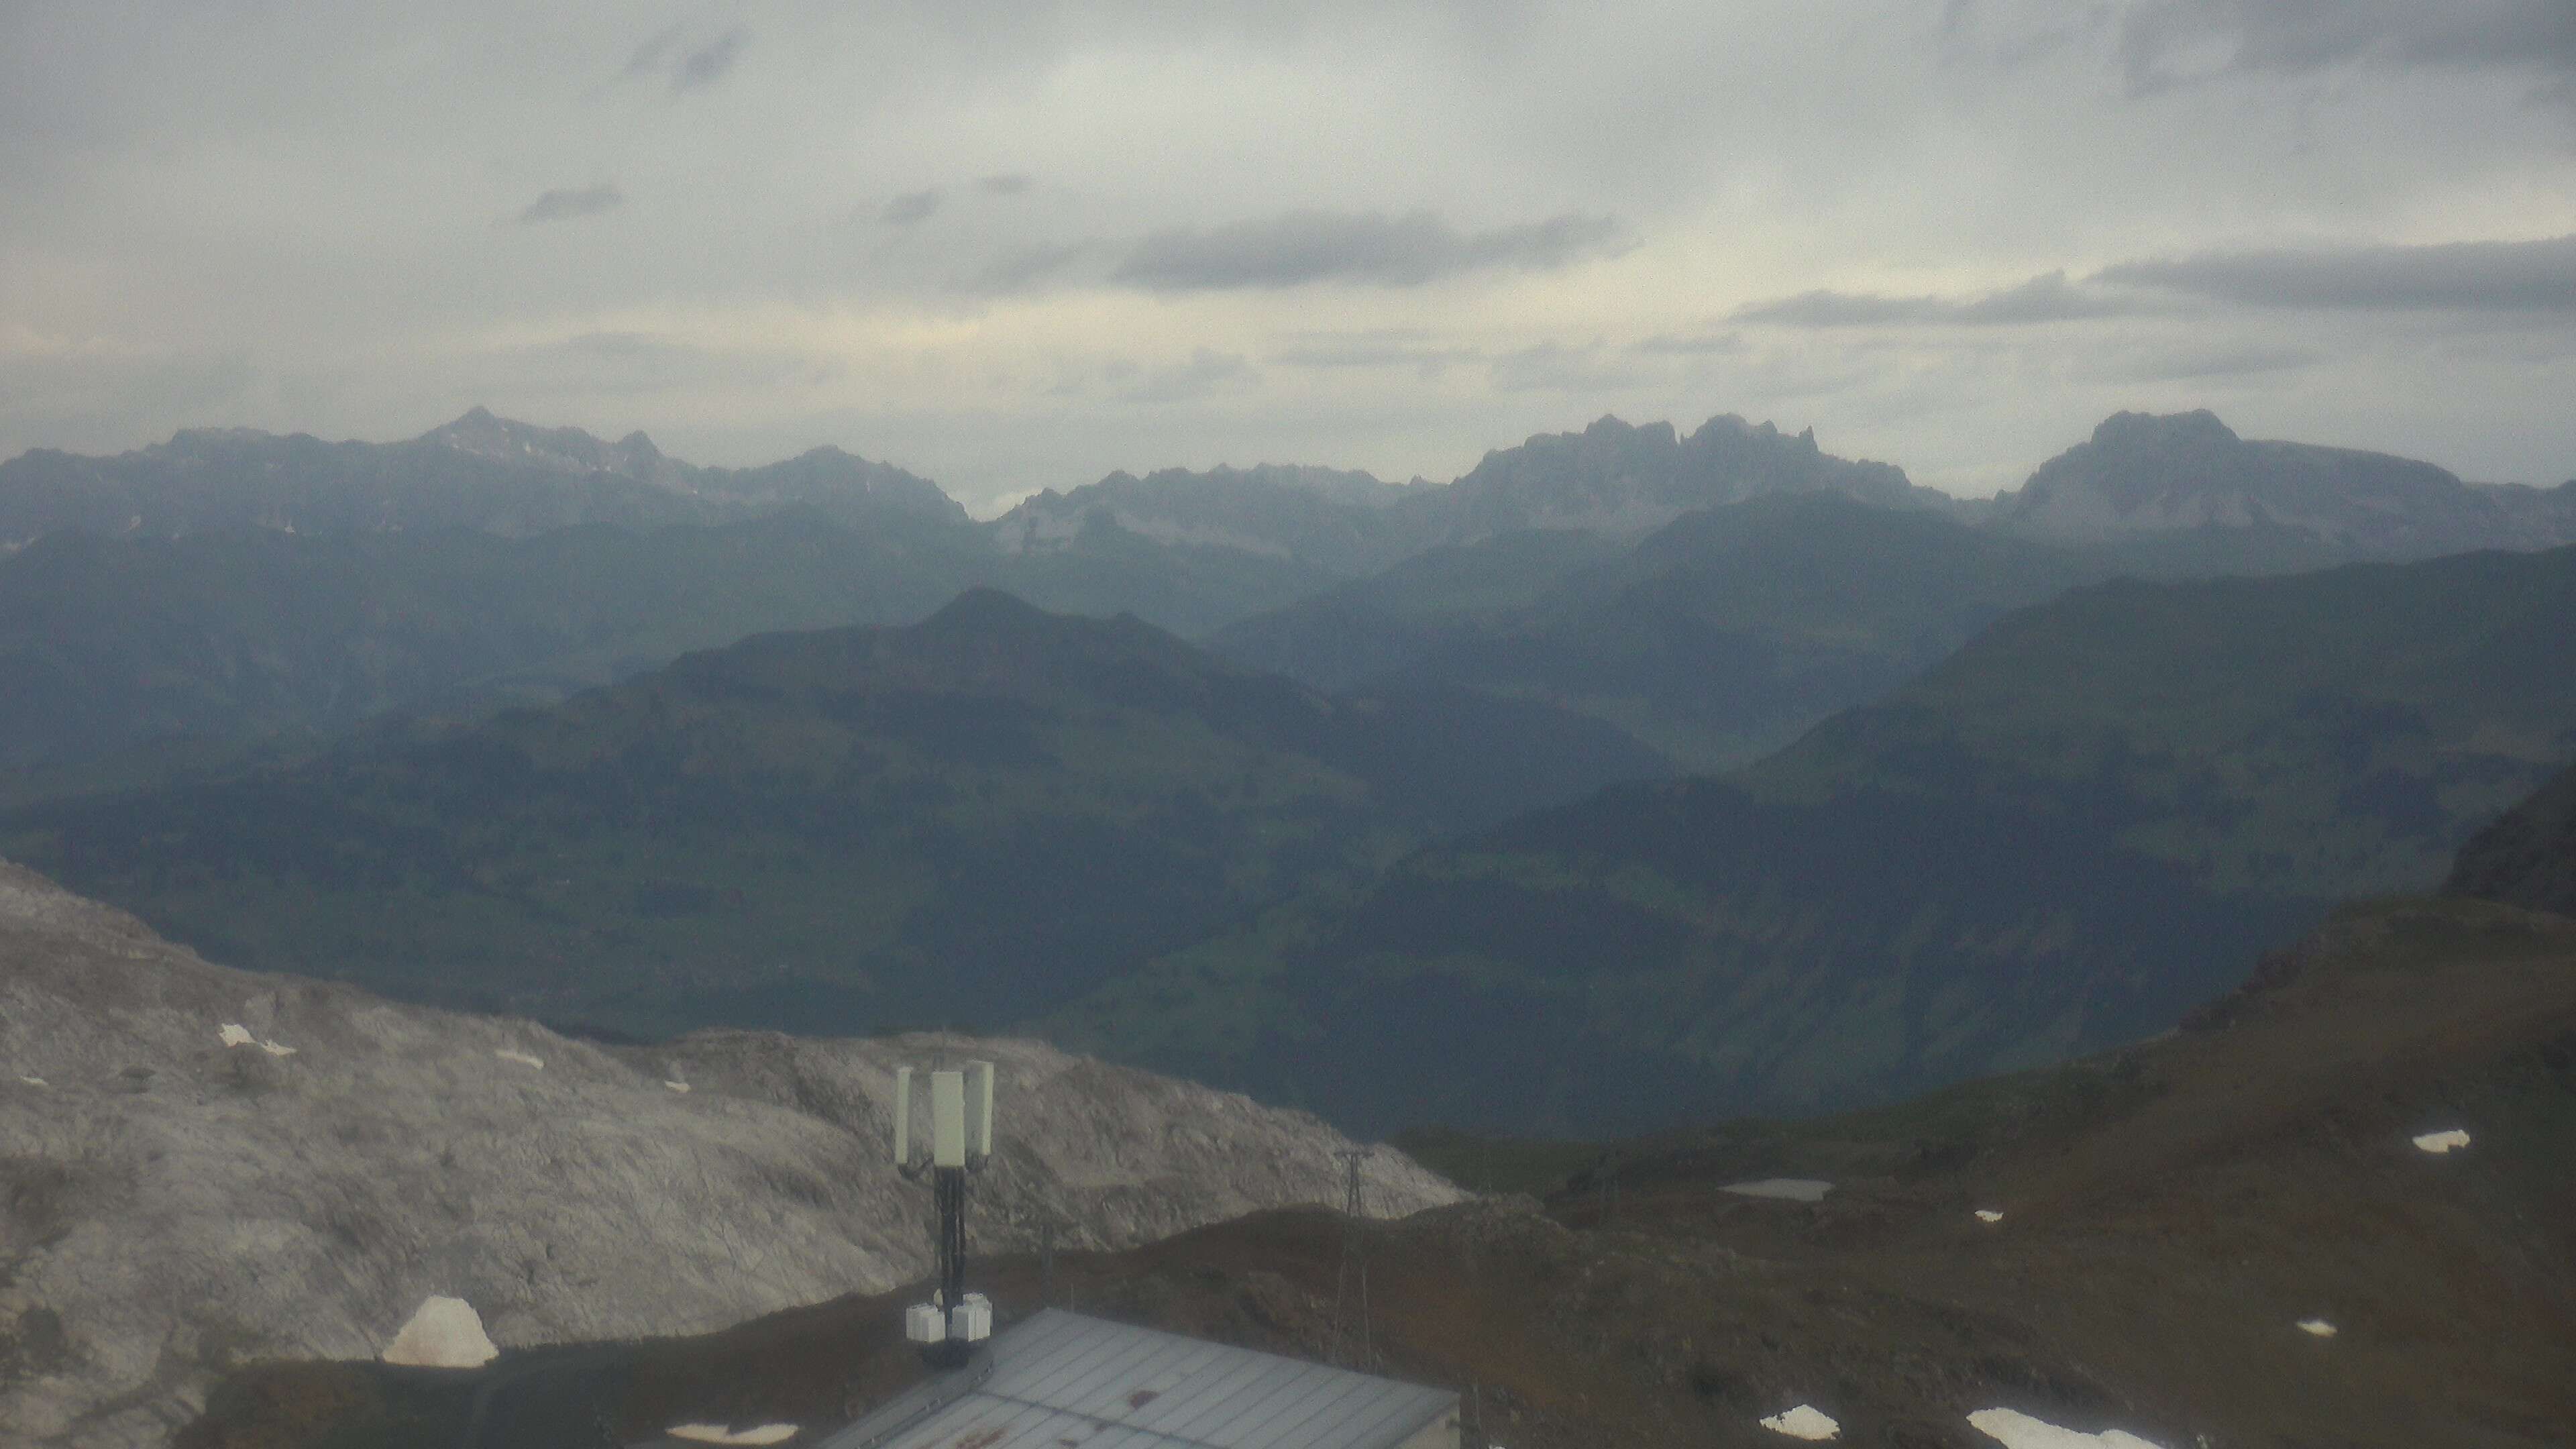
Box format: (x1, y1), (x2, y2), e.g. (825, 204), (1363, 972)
(936, 1166), (966, 1311)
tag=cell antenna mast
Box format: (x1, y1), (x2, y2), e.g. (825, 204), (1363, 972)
(1331, 1146), (1374, 1366)
(894, 1059), (997, 1366)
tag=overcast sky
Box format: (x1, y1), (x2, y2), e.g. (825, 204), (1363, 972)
(5, 0), (2573, 510)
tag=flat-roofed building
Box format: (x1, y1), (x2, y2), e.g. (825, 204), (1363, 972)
(816, 1310), (1459, 1449)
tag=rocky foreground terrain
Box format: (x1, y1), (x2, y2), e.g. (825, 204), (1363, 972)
(186, 890), (2576, 1448)
(0, 862), (1456, 1448)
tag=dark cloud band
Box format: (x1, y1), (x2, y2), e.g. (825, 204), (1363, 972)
(672, 30), (749, 92)
(1733, 272), (2139, 327)
(1111, 209), (1623, 290)
(2121, 0), (2576, 89)
(2096, 233), (2576, 311)
(517, 184), (624, 227)
(881, 190), (942, 226)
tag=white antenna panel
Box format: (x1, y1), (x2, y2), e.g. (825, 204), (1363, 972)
(892, 1067), (912, 1165)
(930, 1069), (967, 1167)
(967, 1061), (995, 1157)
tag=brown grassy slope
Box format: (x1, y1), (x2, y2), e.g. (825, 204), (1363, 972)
(183, 897), (2576, 1449)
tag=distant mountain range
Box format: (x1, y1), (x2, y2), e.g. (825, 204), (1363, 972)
(11, 405), (2568, 565)
(9, 405), (2570, 786)
(990, 414), (1943, 576)
(0, 407), (963, 545)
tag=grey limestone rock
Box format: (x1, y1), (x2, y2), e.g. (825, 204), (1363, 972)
(0, 861), (1456, 1448)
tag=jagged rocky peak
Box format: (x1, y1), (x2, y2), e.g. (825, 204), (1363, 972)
(2012, 409), (2256, 518)
(418, 405), (674, 482)
(1587, 413), (1677, 446)
(2091, 407), (2241, 451)
(1442, 409), (1941, 537)
(154, 424), (290, 455)
(694, 443), (965, 523)
(986, 460), (1408, 571)
(1985, 407), (2561, 555)
(0, 860), (1458, 1448)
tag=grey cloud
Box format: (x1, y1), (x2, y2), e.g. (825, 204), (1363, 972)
(881, 190), (942, 225)
(617, 23), (746, 93)
(1122, 348), (1254, 404)
(2085, 343), (2324, 384)
(1489, 341), (1644, 394)
(1270, 330), (1478, 370)
(1935, 0), (2100, 70)
(970, 241), (1095, 293)
(672, 30), (749, 91)
(0, 351), (259, 455)
(2096, 234), (2576, 311)
(1629, 330), (1744, 356)
(1733, 272), (2140, 327)
(977, 174), (1034, 196)
(1112, 209), (1623, 291)
(516, 184), (624, 226)
(621, 24), (685, 79)
(2121, 1), (2576, 90)
(497, 331), (804, 398)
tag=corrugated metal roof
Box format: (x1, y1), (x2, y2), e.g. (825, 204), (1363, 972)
(817, 1311), (1454, 1449)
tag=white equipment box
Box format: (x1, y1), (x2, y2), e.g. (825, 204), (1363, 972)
(949, 1292), (991, 1342)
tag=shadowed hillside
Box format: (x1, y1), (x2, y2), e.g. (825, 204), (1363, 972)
(1218, 492), (2100, 769)
(1, 592), (1667, 1041)
(1058, 545), (2576, 1134)
(2447, 757), (2576, 917)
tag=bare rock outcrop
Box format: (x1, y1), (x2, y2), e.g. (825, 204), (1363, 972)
(0, 861), (1456, 1448)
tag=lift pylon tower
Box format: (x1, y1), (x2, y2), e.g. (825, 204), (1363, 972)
(894, 1060), (996, 1366)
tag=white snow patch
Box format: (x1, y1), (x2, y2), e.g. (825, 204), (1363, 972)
(664, 1080), (692, 1093)
(2297, 1318), (2337, 1337)
(1976, 1210), (2005, 1224)
(222, 1020), (297, 1055)
(1722, 1178), (1833, 1201)
(16, 1075), (45, 1087)
(1759, 1403), (1841, 1439)
(2412, 1129), (2471, 1154)
(494, 1048), (545, 1069)
(380, 1295), (498, 1368)
(1968, 1407), (2168, 1449)
(667, 1424), (799, 1445)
